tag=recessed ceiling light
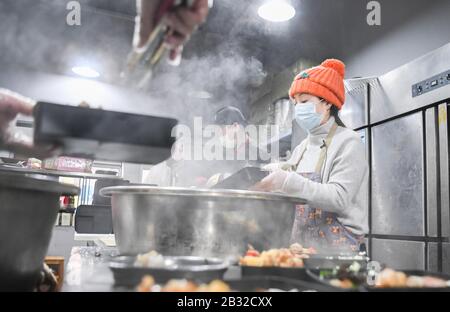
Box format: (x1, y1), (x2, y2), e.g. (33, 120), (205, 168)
(258, 1), (296, 22)
(71, 66), (100, 78)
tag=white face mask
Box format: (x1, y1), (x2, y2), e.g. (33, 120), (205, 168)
(294, 101), (324, 132)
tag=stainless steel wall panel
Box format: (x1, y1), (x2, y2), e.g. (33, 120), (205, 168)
(341, 78), (371, 129)
(427, 242), (439, 272)
(426, 107), (439, 237)
(371, 239), (425, 270)
(357, 129), (369, 160)
(371, 113), (425, 236)
(443, 243), (450, 274)
(439, 103), (450, 237)
(370, 43), (450, 123)
(357, 129), (370, 235)
(363, 237), (370, 257)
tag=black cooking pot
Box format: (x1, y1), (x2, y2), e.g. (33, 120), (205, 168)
(0, 172), (78, 291)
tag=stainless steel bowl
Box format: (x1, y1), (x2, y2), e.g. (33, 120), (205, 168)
(0, 172), (78, 291)
(100, 186), (306, 258)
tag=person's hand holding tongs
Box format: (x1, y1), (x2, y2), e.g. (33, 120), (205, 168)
(125, 0), (211, 86)
(0, 89), (56, 159)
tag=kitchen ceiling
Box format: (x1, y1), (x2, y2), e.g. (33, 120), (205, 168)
(0, 0), (445, 95)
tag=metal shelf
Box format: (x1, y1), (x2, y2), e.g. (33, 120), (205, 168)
(0, 166), (122, 180)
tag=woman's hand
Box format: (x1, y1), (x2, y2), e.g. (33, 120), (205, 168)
(261, 163), (281, 172)
(135, 0), (210, 61)
(0, 89), (56, 159)
(252, 170), (289, 192)
(262, 162), (293, 172)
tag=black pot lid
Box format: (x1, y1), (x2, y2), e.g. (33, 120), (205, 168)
(0, 172), (79, 195)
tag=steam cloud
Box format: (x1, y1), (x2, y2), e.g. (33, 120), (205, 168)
(0, 0), (302, 259)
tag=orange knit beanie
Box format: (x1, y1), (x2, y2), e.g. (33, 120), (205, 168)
(289, 59), (346, 110)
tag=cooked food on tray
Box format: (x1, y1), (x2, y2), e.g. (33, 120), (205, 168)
(315, 264), (450, 289)
(329, 278), (355, 289)
(135, 250), (165, 267)
(318, 262), (366, 289)
(137, 276), (303, 292)
(110, 251), (229, 288)
(239, 244), (317, 268)
(375, 268), (450, 289)
(137, 276), (231, 292)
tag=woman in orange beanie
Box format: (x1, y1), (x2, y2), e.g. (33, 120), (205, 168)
(255, 59), (369, 253)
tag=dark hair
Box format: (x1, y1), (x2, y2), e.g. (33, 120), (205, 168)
(319, 97), (346, 128)
(330, 105), (346, 128)
(214, 106), (248, 126)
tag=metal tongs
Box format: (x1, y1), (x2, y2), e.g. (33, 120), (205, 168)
(121, 0), (196, 89)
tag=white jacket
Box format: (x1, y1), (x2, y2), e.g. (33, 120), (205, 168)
(270, 116), (369, 235)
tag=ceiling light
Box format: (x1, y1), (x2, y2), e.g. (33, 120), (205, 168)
(71, 66), (100, 79)
(258, 1), (296, 22)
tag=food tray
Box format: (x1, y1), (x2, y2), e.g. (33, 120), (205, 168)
(225, 276), (339, 292)
(34, 102), (178, 164)
(240, 265), (311, 282)
(364, 270), (450, 292)
(307, 269), (450, 292)
(127, 276), (339, 292)
(306, 268), (364, 292)
(110, 256), (229, 287)
(211, 167), (269, 190)
(303, 254), (369, 270)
